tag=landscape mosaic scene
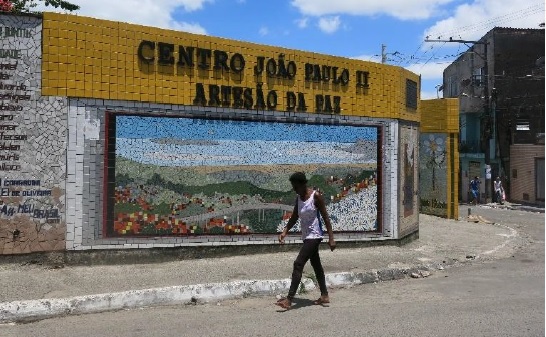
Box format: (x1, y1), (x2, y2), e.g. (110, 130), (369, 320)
(110, 116), (379, 236)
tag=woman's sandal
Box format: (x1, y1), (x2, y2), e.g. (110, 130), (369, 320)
(275, 298), (292, 310)
(313, 296), (330, 305)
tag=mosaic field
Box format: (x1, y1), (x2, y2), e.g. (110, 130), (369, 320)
(109, 116), (380, 236)
(419, 133), (448, 217)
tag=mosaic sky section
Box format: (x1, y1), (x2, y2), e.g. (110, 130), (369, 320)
(116, 116), (378, 167)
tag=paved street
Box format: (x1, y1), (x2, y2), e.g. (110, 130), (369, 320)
(1, 206), (543, 336)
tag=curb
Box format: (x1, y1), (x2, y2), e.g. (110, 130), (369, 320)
(0, 264), (445, 324)
(0, 278), (316, 324)
(477, 204), (545, 214)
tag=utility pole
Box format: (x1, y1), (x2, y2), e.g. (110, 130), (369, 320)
(425, 37), (493, 203)
(381, 44), (401, 64)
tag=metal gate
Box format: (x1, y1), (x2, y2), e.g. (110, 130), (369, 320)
(536, 158), (544, 201)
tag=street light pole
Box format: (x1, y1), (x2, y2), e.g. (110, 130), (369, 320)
(482, 42), (492, 203)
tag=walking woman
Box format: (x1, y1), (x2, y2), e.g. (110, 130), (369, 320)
(276, 172), (336, 310)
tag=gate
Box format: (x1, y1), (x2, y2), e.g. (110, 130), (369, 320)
(536, 158), (544, 201)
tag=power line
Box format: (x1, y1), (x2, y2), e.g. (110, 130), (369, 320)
(397, 5), (544, 68)
(402, 41), (425, 66)
(419, 42), (447, 70)
(426, 3), (544, 38)
(378, 5), (544, 70)
(429, 3), (544, 36)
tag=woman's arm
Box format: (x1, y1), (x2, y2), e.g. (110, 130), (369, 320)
(315, 192), (336, 251)
(279, 201), (298, 244)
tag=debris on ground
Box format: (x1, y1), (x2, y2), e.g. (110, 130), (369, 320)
(467, 215), (494, 224)
(410, 270), (432, 279)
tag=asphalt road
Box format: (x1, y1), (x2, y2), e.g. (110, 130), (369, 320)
(2, 207), (543, 337)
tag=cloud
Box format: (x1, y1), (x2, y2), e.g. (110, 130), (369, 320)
(37, 0), (211, 33)
(145, 152), (241, 162)
(420, 90), (440, 99)
(351, 54), (382, 62)
(424, 0), (545, 40)
(291, 0), (454, 20)
(259, 26), (269, 36)
(318, 16), (341, 33)
(172, 21), (207, 35)
(295, 17), (309, 28)
(405, 62), (451, 80)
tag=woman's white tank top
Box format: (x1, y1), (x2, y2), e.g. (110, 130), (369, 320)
(297, 191), (323, 240)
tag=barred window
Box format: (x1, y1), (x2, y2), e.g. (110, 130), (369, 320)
(406, 79), (418, 109)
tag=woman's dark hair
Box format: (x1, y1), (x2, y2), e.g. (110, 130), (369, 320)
(289, 172), (308, 185)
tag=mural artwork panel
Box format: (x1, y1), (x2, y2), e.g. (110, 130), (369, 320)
(419, 133), (448, 217)
(105, 115), (380, 237)
(399, 124), (419, 237)
(0, 15), (67, 254)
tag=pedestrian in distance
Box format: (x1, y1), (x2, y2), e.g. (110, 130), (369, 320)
(494, 176), (504, 205)
(470, 176), (481, 205)
(276, 172), (336, 310)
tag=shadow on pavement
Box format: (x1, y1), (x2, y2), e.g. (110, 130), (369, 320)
(275, 298), (327, 312)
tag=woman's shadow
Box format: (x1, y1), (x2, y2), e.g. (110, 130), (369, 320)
(276, 298), (329, 312)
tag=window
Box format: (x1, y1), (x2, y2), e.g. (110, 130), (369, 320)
(406, 79), (417, 109)
(447, 76), (458, 97)
(516, 120), (530, 131)
(472, 67), (485, 87)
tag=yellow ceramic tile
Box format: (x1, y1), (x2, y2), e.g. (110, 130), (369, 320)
(40, 13), (429, 120)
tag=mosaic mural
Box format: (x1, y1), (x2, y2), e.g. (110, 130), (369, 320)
(419, 133), (448, 217)
(105, 115), (380, 237)
(0, 15), (67, 254)
(398, 124), (419, 237)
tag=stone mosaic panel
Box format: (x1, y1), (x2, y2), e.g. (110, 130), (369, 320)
(398, 123), (419, 238)
(66, 99), (400, 249)
(419, 133), (448, 217)
(0, 14), (67, 254)
(106, 115), (380, 237)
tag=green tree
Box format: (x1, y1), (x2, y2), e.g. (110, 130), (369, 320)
(2, 0), (79, 13)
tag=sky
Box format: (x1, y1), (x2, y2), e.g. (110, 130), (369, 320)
(116, 115), (377, 141)
(115, 115), (378, 166)
(42, 0), (544, 99)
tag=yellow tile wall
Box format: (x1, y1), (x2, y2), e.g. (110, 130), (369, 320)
(42, 12), (420, 122)
(420, 98), (459, 133)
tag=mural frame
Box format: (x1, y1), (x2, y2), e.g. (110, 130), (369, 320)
(102, 111), (384, 238)
(398, 122), (419, 238)
(419, 132), (448, 217)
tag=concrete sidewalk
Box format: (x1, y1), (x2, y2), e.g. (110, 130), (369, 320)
(0, 212), (521, 323)
(461, 201), (545, 214)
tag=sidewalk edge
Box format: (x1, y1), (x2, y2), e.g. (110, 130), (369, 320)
(0, 278), (315, 324)
(0, 263), (450, 324)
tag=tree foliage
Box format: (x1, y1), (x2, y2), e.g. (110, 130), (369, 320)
(1, 0), (79, 13)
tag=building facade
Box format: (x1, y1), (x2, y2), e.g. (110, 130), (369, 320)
(443, 27), (544, 205)
(0, 12), (458, 255)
